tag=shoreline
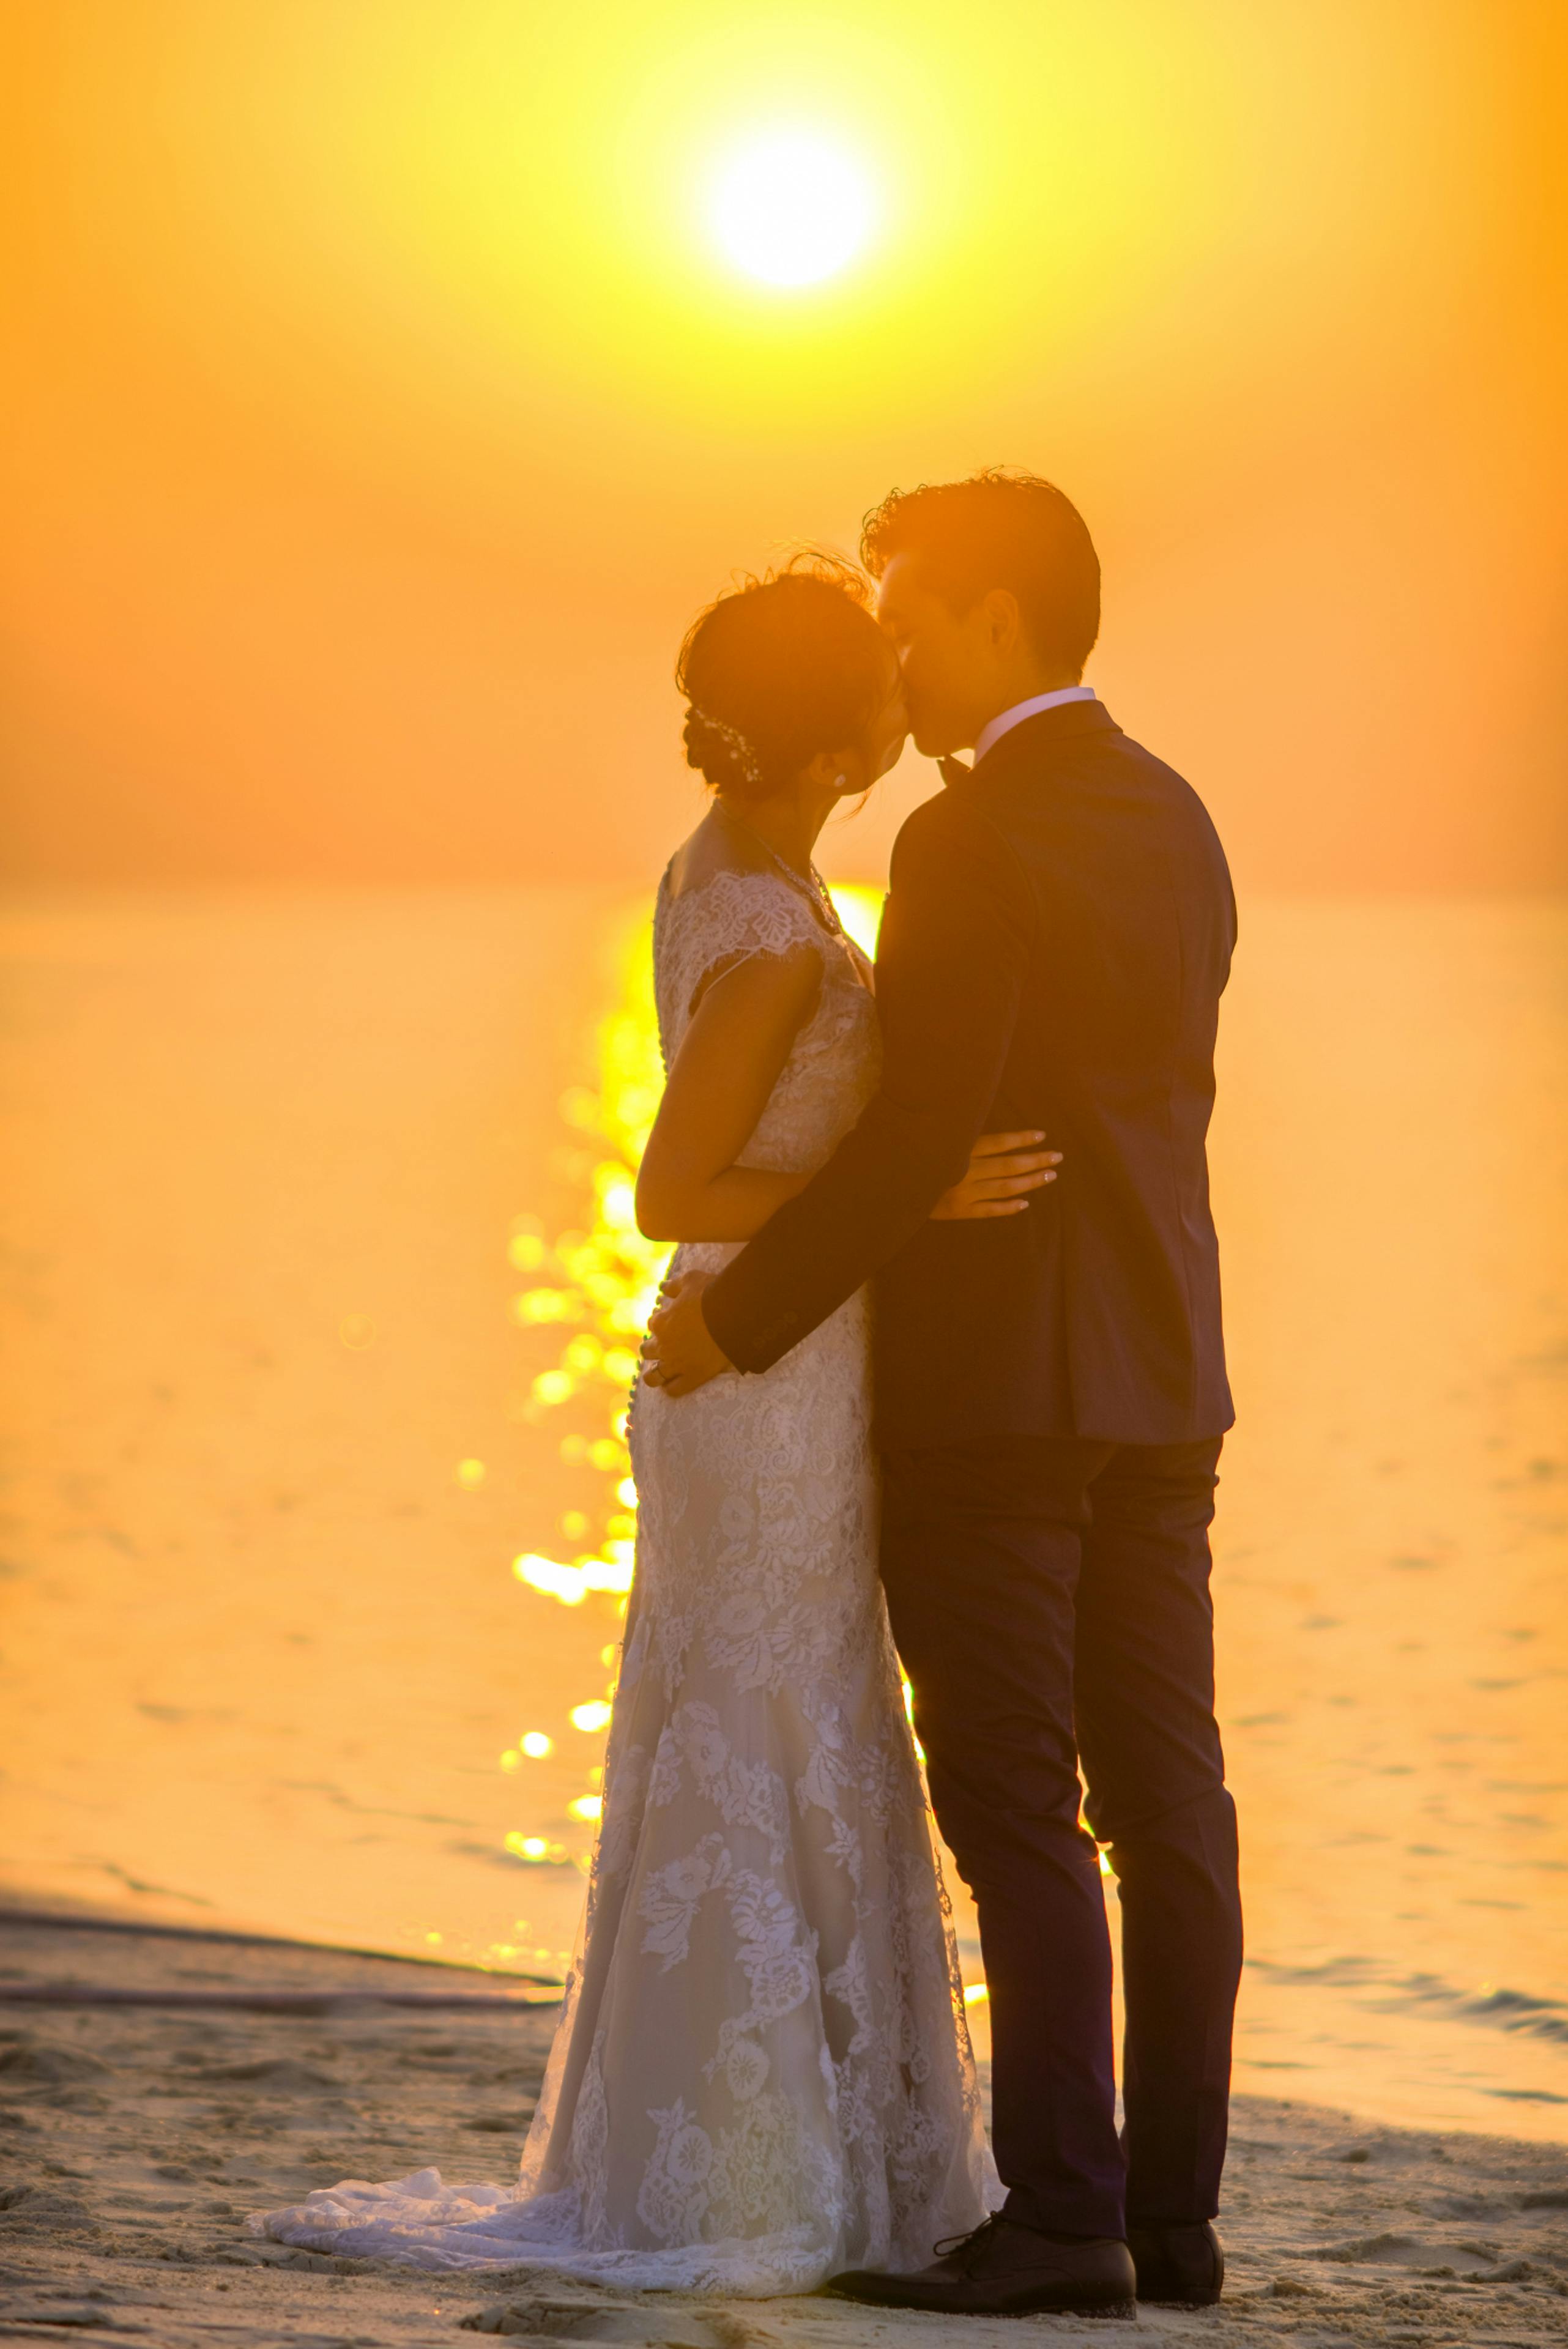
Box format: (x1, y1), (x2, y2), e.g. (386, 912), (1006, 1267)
(0, 1897), (563, 1984)
(1, 1913), (1565, 2347)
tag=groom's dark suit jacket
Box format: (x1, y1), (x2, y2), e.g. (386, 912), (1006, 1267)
(700, 699), (1237, 1445)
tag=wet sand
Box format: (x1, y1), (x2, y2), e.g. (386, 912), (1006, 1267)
(2, 1915), (1565, 2348)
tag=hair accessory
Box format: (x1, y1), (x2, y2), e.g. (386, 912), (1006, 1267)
(692, 705), (763, 790)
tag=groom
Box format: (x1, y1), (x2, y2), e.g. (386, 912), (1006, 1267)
(648, 469), (1243, 2317)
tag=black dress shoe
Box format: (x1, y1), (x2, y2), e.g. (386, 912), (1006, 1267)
(1128, 2220), (1225, 2304)
(824, 2213), (1136, 2317)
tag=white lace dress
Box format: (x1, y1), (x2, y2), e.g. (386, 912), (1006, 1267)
(253, 868), (995, 2293)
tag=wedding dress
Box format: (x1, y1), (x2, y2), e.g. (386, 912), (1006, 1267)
(254, 866), (995, 2293)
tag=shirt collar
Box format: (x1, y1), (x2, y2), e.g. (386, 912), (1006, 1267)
(973, 685), (1097, 766)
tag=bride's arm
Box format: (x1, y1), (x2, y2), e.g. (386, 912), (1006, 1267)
(634, 947), (824, 1243)
(634, 946), (1063, 1246)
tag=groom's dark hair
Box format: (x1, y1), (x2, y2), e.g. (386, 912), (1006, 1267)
(860, 469), (1101, 678)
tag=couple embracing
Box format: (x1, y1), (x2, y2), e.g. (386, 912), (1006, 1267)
(259, 470), (1243, 2316)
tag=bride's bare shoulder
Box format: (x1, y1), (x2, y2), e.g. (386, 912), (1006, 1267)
(663, 807), (774, 904)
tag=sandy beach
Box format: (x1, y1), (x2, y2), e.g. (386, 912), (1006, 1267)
(2, 1912), (1564, 2348)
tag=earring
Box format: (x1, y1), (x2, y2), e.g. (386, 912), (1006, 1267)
(834, 774), (847, 787)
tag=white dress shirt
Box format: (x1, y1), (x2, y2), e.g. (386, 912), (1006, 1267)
(973, 685), (1097, 765)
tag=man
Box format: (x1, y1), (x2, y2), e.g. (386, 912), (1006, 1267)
(647, 469), (1242, 2317)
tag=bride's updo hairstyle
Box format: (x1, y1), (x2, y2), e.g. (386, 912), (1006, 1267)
(676, 551), (894, 800)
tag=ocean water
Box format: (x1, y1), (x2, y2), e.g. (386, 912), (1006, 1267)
(1, 886), (1563, 2142)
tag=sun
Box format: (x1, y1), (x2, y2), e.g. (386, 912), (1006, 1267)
(707, 128), (879, 288)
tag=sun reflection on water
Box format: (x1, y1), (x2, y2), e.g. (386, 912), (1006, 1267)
(499, 886), (885, 1876)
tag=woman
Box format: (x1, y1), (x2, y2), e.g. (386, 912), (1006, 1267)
(255, 554), (1058, 2291)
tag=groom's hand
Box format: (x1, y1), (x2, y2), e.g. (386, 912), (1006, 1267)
(642, 1272), (732, 1397)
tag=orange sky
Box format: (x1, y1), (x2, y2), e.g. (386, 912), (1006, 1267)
(2, 0), (1564, 891)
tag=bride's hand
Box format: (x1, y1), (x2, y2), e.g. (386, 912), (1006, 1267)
(931, 1130), (1061, 1220)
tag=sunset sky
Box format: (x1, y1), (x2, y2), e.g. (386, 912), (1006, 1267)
(3, 0), (1564, 891)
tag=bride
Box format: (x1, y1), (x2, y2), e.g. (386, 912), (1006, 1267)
(255, 553), (1058, 2293)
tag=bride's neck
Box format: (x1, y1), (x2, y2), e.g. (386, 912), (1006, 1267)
(716, 785), (832, 876)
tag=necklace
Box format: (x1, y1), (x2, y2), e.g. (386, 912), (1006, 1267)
(717, 800), (847, 943)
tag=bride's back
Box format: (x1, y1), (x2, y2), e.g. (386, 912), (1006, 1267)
(661, 804), (774, 907)
(652, 846), (877, 1183)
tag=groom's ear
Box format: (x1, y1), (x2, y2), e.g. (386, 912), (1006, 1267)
(978, 587), (1024, 656)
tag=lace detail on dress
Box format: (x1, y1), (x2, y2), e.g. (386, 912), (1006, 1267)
(251, 866), (997, 2293)
(651, 870), (876, 1185)
(654, 867), (823, 1026)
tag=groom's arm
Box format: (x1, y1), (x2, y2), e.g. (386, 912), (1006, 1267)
(699, 789), (1035, 1375)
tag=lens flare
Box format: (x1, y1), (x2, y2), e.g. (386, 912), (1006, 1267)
(707, 128), (879, 287)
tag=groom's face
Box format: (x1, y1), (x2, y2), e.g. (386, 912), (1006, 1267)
(875, 553), (1000, 757)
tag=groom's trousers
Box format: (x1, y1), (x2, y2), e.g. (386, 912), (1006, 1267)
(879, 1435), (1242, 2244)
